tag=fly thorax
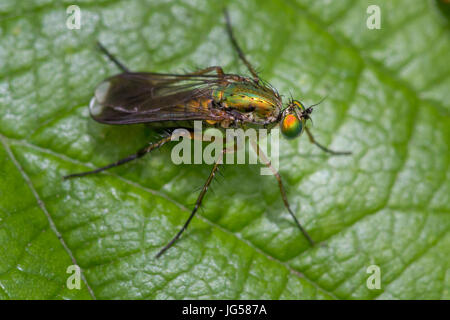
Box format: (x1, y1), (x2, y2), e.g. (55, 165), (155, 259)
(213, 82), (281, 121)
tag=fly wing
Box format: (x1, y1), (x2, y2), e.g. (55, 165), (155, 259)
(89, 72), (226, 124)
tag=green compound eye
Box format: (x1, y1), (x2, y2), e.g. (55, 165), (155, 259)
(281, 113), (303, 139)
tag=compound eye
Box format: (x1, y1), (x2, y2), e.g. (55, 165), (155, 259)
(281, 113), (303, 139)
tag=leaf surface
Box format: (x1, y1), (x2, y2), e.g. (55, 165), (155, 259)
(0, 0), (449, 299)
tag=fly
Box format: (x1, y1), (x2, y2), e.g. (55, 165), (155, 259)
(63, 9), (351, 258)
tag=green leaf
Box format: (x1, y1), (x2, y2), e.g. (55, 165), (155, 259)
(0, 0), (449, 300)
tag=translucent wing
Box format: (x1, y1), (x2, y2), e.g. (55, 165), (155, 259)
(89, 72), (228, 124)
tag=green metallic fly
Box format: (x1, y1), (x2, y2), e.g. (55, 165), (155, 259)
(64, 10), (351, 258)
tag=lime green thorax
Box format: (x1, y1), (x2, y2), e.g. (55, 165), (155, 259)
(213, 82), (281, 120)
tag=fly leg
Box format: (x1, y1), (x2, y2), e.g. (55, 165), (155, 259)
(97, 41), (223, 77)
(250, 139), (315, 246)
(158, 66), (227, 87)
(96, 41), (130, 73)
(223, 9), (260, 82)
(155, 146), (227, 258)
(63, 135), (172, 179)
(305, 127), (351, 155)
(186, 66), (225, 78)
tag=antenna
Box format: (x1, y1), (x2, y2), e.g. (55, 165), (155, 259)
(308, 94), (329, 109)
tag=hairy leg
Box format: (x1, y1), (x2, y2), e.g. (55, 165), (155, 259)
(250, 139), (315, 246)
(155, 147), (226, 258)
(223, 9), (260, 81)
(63, 136), (172, 179)
(96, 41), (130, 73)
(305, 127), (351, 155)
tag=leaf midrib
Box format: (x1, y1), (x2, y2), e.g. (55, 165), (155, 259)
(0, 134), (97, 298)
